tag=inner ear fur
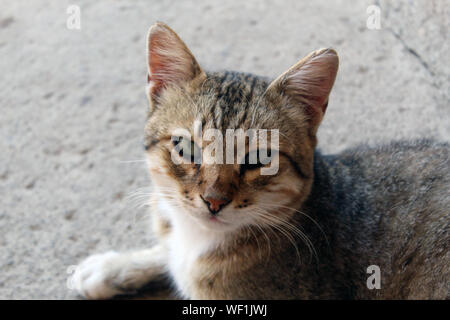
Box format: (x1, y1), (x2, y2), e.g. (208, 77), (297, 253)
(266, 48), (339, 128)
(146, 22), (206, 103)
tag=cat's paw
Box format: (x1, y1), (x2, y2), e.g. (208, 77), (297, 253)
(70, 251), (128, 299)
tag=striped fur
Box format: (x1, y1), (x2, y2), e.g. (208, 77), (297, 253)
(73, 23), (449, 300)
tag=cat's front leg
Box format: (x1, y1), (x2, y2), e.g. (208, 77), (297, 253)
(70, 244), (167, 299)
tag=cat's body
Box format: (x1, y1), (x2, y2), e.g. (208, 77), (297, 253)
(71, 23), (449, 300)
(303, 141), (449, 299)
(147, 128), (449, 300)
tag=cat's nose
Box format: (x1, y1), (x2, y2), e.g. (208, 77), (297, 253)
(201, 195), (231, 215)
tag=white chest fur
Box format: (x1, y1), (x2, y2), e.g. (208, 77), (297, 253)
(156, 200), (223, 298)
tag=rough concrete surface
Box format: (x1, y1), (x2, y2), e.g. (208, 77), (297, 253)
(0, 0), (448, 299)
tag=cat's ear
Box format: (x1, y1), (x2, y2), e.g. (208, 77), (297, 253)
(266, 48), (338, 127)
(146, 22), (205, 102)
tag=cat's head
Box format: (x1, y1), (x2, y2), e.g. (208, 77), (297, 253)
(144, 22), (338, 233)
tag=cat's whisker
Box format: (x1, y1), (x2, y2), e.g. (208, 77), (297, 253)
(254, 205), (319, 264)
(252, 208), (302, 264)
(244, 220), (277, 264)
(244, 225), (263, 262)
(257, 204), (324, 260)
(131, 197), (181, 227)
(125, 187), (178, 219)
(260, 219), (302, 265)
(247, 211), (281, 247)
(249, 222), (273, 265)
(260, 203), (329, 247)
(119, 159), (148, 164)
(131, 197), (175, 209)
(126, 186), (176, 197)
(127, 193), (175, 208)
(126, 186), (182, 227)
(255, 206), (318, 263)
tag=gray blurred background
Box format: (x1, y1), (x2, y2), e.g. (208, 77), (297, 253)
(0, 0), (448, 299)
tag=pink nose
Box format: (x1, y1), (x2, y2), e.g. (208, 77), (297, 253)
(201, 196), (231, 215)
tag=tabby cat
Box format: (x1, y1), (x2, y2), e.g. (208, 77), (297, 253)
(72, 22), (449, 299)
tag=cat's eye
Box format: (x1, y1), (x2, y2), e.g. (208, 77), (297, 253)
(241, 161), (265, 172)
(172, 136), (201, 164)
(240, 150), (271, 174)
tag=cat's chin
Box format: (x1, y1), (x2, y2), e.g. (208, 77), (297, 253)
(190, 213), (239, 233)
(199, 216), (229, 228)
(205, 215), (231, 228)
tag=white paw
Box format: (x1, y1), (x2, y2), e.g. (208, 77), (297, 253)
(70, 251), (127, 299)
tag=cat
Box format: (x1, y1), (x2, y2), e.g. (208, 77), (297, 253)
(71, 22), (449, 299)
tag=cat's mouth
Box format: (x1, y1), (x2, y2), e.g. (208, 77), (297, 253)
(208, 215), (227, 224)
(196, 214), (232, 229)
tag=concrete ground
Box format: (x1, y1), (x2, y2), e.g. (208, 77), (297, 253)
(0, 0), (448, 299)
